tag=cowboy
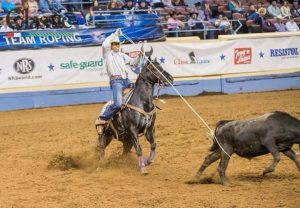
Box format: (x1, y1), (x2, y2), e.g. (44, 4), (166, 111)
(95, 28), (142, 134)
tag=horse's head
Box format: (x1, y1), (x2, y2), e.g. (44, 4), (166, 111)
(141, 57), (173, 86)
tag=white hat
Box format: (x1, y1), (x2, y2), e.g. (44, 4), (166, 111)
(111, 36), (120, 43)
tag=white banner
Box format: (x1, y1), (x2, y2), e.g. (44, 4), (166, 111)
(0, 35), (299, 89)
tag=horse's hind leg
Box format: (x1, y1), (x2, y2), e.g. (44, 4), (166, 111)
(122, 139), (133, 155)
(144, 125), (156, 166)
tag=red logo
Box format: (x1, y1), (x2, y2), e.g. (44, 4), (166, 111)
(234, 48), (252, 64)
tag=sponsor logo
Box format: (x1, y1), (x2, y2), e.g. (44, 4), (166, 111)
(174, 51), (210, 65)
(234, 48), (252, 64)
(60, 59), (104, 70)
(14, 58), (35, 74)
(270, 48), (299, 59)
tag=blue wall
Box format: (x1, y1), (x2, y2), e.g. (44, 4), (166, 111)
(1, 71), (300, 111)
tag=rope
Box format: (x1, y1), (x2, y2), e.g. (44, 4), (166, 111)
(120, 32), (231, 158)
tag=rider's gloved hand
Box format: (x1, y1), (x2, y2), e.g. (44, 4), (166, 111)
(115, 28), (122, 36)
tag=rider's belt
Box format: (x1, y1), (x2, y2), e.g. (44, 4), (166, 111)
(110, 75), (123, 80)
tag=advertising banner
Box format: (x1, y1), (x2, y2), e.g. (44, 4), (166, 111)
(0, 26), (165, 51)
(0, 35), (299, 89)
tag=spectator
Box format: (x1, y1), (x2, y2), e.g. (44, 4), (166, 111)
(262, 18), (277, 32)
(256, 7), (267, 25)
(172, 0), (186, 7)
(27, 0), (39, 16)
(151, 0), (164, 9)
(122, 0), (134, 10)
(203, 2), (213, 21)
(39, 0), (66, 13)
(291, 0), (300, 17)
(0, 18), (13, 31)
(228, 0), (243, 14)
(135, 0), (149, 14)
(90, 0), (102, 15)
(187, 12), (203, 30)
(14, 15), (26, 30)
(108, 0), (122, 14)
(267, 0), (281, 18)
(285, 17), (300, 31)
(36, 14), (51, 29)
(274, 16), (287, 31)
(2, 0), (16, 13)
(215, 13), (230, 33)
(162, 0), (173, 8)
(51, 14), (64, 28)
(167, 12), (184, 36)
(245, 3), (256, 19)
(281, 0), (292, 18)
(11, 0), (22, 8)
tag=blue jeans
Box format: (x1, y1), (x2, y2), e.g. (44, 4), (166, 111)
(100, 78), (130, 120)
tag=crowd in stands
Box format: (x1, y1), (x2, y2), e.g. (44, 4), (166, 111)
(0, 0), (299, 38)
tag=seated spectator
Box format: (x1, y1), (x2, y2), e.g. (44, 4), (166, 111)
(193, 2), (212, 22)
(2, 0), (16, 13)
(11, 0), (22, 8)
(108, 0), (122, 14)
(267, 0), (281, 18)
(14, 15), (26, 30)
(172, 0), (186, 7)
(36, 14), (51, 29)
(291, 0), (300, 17)
(245, 3), (256, 19)
(151, 0), (165, 9)
(167, 12), (184, 36)
(162, 0), (173, 8)
(262, 18), (277, 32)
(256, 7), (267, 25)
(203, 2), (213, 21)
(135, 0), (149, 14)
(187, 12), (203, 30)
(274, 16), (287, 31)
(27, 0), (39, 17)
(228, 0), (243, 14)
(122, 0), (134, 10)
(51, 14), (64, 28)
(0, 18), (13, 31)
(215, 13), (230, 33)
(285, 17), (300, 31)
(281, 0), (291, 18)
(39, 0), (66, 13)
(90, 0), (102, 15)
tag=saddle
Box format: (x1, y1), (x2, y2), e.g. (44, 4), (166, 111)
(95, 88), (134, 135)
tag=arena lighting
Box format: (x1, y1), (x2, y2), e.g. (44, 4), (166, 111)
(121, 32), (231, 158)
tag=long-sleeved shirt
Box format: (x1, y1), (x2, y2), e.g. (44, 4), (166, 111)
(274, 22), (286, 32)
(285, 21), (300, 32)
(280, 5), (291, 18)
(267, 5), (281, 17)
(102, 33), (140, 79)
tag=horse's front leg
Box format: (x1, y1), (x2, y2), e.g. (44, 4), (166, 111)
(144, 125), (156, 166)
(128, 128), (148, 175)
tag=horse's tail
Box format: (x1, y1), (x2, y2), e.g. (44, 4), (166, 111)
(209, 137), (219, 152)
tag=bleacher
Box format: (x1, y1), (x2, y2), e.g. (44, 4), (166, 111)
(0, 0), (300, 37)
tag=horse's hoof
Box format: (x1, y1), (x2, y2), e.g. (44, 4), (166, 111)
(144, 159), (154, 166)
(140, 167), (148, 175)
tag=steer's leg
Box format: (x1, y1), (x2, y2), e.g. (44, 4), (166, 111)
(262, 139), (280, 176)
(283, 149), (300, 171)
(218, 149), (232, 185)
(196, 150), (221, 177)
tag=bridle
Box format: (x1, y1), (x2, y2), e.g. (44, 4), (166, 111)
(139, 61), (168, 86)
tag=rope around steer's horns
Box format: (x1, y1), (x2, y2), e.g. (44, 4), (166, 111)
(120, 32), (231, 158)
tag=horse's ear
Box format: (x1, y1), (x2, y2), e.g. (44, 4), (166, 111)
(154, 57), (158, 63)
(148, 56), (152, 62)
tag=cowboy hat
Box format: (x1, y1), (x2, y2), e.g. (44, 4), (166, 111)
(258, 7), (267, 15)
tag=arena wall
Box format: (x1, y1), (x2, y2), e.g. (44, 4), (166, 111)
(0, 32), (299, 111)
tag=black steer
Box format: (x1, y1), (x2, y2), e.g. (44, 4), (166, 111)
(196, 111), (300, 185)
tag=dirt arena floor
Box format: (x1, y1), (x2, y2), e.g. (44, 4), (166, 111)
(0, 90), (300, 208)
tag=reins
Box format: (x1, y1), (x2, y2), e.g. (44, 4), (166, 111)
(121, 32), (231, 158)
